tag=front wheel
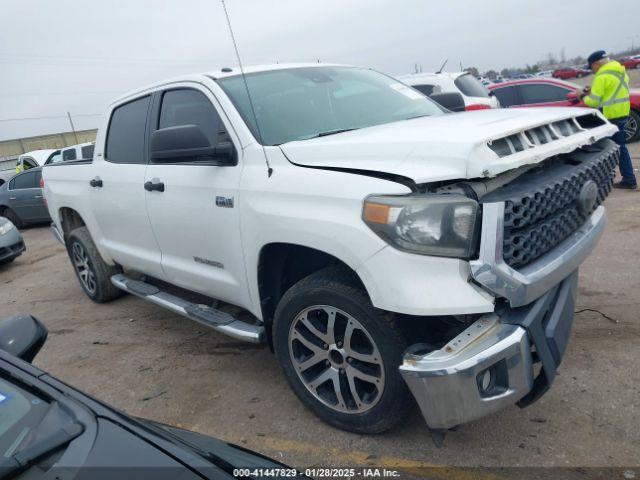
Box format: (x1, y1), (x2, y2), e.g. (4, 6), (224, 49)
(273, 267), (412, 433)
(625, 110), (640, 143)
(67, 227), (123, 303)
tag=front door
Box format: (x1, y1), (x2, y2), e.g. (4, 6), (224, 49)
(144, 85), (250, 308)
(90, 95), (165, 279)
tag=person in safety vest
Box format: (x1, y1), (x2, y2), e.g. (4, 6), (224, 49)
(578, 50), (636, 189)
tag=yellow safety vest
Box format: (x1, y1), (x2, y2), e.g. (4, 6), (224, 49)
(584, 60), (630, 120)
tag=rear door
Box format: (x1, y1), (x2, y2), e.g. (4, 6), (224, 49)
(143, 85), (250, 307)
(90, 95), (165, 278)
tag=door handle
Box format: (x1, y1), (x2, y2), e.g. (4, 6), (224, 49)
(9, 197), (16, 200)
(34, 195), (43, 199)
(144, 181), (165, 192)
(89, 178), (103, 188)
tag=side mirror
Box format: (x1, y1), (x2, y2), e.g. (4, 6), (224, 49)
(567, 92), (580, 104)
(429, 92), (466, 112)
(0, 314), (48, 363)
(150, 125), (236, 166)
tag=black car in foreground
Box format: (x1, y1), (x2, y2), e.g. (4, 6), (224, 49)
(0, 314), (306, 480)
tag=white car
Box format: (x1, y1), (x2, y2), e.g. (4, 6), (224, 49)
(536, 70), (554, 77)
(399, 71), (500, 110)
(43, 63), (617, 435)
(44, 142), (95, 165)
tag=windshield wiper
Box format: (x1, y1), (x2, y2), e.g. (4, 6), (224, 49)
(405, 113), (433, 120)
(0, 422), (83, 478)
(315, 128), (357, 138)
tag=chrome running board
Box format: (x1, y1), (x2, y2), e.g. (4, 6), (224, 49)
(110, 274), (264, 344)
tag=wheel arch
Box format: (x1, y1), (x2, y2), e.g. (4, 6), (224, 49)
(58, 207), (87, 242)
(257, 242), (368, 349)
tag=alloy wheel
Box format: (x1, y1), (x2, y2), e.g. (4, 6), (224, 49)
(71, 242), (97, 295)
(288, 305), (385, 413)
(624, 115), (638, 142)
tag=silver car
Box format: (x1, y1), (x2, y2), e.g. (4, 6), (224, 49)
(0, 217), (25, 265)
(0, 167), (50, 229)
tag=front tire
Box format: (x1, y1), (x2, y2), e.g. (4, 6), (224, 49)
(67, 227), (123, 303)
(273, 267), (412, 434)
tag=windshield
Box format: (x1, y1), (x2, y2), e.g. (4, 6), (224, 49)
(454, 73), (490, 98)
(217, 66), (444, 145)
(0, 376), (50, 458)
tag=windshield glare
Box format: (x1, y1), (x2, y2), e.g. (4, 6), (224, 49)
(217, 67), (444, 145)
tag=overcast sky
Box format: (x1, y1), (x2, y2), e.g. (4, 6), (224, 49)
(1, 0), (639, 141)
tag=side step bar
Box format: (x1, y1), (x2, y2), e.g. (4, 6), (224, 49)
(111, 274), (265, 344)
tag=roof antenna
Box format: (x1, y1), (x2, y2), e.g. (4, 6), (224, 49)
(220, 0), (273, 177)
(436, 58), (448, 74)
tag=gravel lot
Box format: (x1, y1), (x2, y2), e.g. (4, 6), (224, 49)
(1, 133), (638, 477)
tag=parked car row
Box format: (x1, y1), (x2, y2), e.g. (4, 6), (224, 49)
(552, 66), (591, 80)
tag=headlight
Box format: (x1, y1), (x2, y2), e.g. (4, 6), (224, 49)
(0, 221), (15, 236)
(362, 194), (480, 258)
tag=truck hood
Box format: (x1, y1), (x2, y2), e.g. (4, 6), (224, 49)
(280, 107), (617, 184)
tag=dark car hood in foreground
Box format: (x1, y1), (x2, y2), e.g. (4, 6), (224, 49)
(0, 349), (301, 479)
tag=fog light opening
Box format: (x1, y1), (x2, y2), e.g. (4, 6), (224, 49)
(476, 359), (509, 398)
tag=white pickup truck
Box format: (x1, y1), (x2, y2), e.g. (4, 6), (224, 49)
(43, 64), (618, 434)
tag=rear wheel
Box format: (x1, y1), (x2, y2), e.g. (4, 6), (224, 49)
(67, 227), (123, 303)
(273, 267), (412, 433)
(2, 208), (23, 229)
(625, 110), (640, 143)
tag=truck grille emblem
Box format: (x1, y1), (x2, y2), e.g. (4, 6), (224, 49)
(577, 181), (598, 216)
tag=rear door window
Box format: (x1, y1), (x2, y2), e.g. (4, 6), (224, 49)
(491, 86), (519, 107)
(10, 171), (38, 190)
(454, 74), (489, 98)
(80, 144), (95, 159)
(517, 84), (572, 104)
(62, 148), (77, 161)
(105, 95), (151, 164)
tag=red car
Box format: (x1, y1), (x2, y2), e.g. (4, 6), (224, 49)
(619, 57), (640, 70)
(552, 67), (591, 79)
(489, 78), (640, 142)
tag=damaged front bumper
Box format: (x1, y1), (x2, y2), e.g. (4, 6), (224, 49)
(400, 271), (578, 430)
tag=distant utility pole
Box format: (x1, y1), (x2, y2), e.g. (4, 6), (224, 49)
(67, 112), (79, 144)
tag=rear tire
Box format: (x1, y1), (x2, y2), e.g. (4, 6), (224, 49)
(2, 208), (23, 229)
(273, 266), (412, 434)
(67, 227), (123, 303)
(625, 110), (640, 143)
